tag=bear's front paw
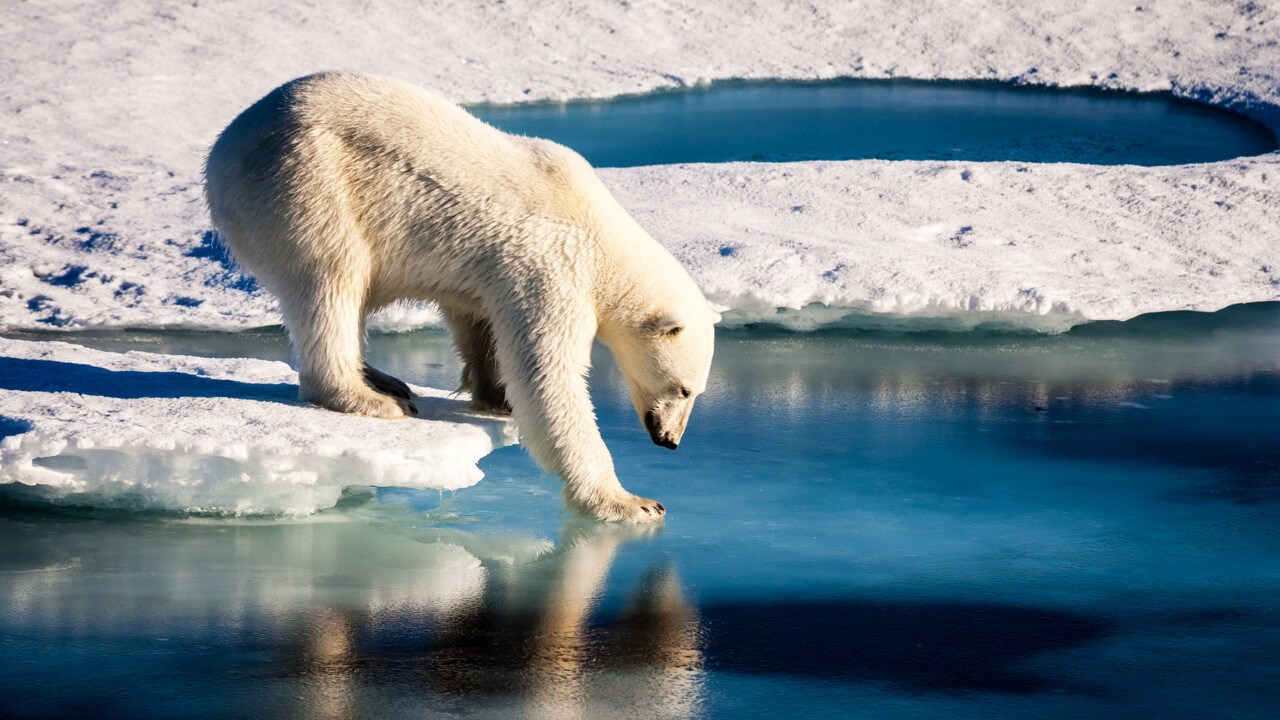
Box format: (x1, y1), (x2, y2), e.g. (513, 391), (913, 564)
(468, 397), (513, 415)
(584, 493), (666, 523)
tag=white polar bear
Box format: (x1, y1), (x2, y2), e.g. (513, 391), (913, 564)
(204, 73), (716, 522)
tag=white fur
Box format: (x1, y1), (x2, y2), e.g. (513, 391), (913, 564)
(204, 73), (716, 522)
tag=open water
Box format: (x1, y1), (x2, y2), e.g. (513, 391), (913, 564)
(472, 80), (1277, 166)
(3, 304), (1278, 718)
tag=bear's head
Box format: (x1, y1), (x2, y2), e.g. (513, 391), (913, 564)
(609, 306), (717, 450)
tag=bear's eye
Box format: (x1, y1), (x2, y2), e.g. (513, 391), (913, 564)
(644, 316), (684, 336)
(679, 386), (692, 399)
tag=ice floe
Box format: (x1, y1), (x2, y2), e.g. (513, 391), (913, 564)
(0, 338), (514, 515)
(1, 0), (1278, 332)
(606, 158), (1280, 331)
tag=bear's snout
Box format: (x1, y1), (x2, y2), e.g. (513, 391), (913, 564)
(644, 410), (680, 450)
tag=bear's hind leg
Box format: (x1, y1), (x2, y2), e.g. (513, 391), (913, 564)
(444, 310), (510, 414)
(285, 275), (417, 419)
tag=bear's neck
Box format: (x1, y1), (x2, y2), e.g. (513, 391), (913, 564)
(592, 224), (688, 346)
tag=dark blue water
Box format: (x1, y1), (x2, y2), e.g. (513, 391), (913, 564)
(3, 305), (1279, 718)
(470, 80), (1277, 167)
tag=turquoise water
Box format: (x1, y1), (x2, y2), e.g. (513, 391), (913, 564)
(3, 304), (1279, 718)
(470, 80), (1277, 167)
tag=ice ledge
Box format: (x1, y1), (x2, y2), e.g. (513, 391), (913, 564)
(7, 153), (1277, 337)
(602, 157), (1280, 334)
(0, 338), (514, 516)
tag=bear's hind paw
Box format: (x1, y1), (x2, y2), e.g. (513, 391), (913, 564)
(363, 364), (414, 400)
(310, 388), (417, 419)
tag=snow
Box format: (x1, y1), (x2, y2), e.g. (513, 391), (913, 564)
(0, 337), (514, 516)
(1, 0), (1278, 332)
(607, 158), (1280, 331)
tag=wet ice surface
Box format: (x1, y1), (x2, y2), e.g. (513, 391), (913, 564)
(2, 308), (1279, 718)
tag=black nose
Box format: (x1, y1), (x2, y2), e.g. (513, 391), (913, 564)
(645, 411), (678, 450)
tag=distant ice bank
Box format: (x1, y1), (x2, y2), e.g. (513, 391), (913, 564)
(0, 338), (514, 516)
(1, 0), (1278, 334)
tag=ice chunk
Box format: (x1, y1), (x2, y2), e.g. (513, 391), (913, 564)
(0, 338), (514, 516)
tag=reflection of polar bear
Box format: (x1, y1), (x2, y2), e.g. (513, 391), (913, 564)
(205, 73), (716, 522)
(283, 522), (704, 719)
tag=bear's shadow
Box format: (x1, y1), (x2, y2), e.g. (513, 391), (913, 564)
(0, 356), (297, 402)
(0, 355), (486, 427)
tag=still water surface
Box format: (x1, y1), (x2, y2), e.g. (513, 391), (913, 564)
(2, 306), (1279, 718)
(471, 80), (1277, 166)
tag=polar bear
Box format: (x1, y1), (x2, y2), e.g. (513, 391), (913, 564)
(204, 73), (716, 522)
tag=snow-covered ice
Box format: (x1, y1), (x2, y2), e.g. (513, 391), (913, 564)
(609, 158), (1280, 331)
(0, 337), (514, 515)
(1, 1), (1278, 332)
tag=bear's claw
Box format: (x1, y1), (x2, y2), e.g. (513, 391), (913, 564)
(363, 364), (414, 400)
(585, 493), (667, 523)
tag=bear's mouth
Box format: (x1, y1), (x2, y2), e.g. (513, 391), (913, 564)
(644, 410), (679, 450)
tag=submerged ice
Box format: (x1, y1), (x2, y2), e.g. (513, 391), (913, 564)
(0, 338), (514, 515)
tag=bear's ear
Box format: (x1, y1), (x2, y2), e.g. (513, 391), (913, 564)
(643, 314), (684, 337)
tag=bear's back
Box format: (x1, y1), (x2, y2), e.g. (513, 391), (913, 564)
(205, 72), (635, 287)
(216, 74), (514, 187)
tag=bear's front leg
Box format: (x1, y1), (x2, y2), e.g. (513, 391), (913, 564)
(443, 309), (511, 414)
(460, 361), (510, 415)
(528, 397), (667, 523)
(490, 305), (665, 523)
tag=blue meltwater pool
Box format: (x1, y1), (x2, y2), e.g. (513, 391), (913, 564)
(2, 305), (1278, 718)
(470, 80), (1277, 167)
